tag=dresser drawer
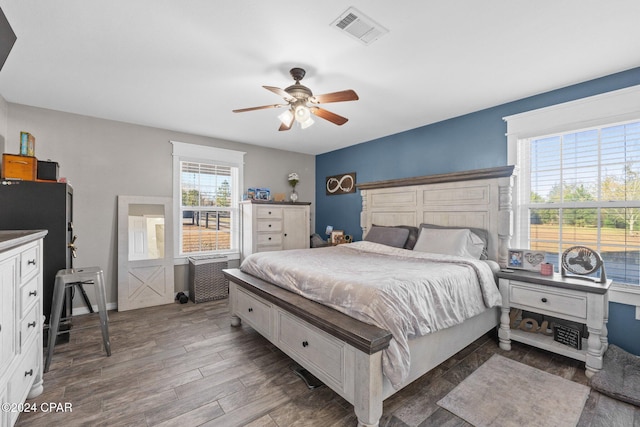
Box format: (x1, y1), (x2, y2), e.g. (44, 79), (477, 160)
(7, 338), (38, 412)
(20, 275), (39, 316)
(20, 244), (40, 282)
(510, 282), (587, 319)
(236, 288), (273, 338)
(277, 311), (345, 387)
(20, 304), (40, 350)
(256, 207), (283, 219)
(257, 232), (282, 246)
(257, 220), (282, 232)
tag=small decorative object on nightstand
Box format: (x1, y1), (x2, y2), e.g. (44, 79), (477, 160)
(497, 269), (612, 378)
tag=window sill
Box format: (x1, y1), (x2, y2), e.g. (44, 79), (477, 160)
(173, 251), (240, 265)
(609, 283), (640, 308)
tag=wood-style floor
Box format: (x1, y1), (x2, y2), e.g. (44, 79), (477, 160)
(17, 299), (640, 427)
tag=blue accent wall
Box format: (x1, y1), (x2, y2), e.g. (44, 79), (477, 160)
(315, 66), (640, 355)
(608, 302), (640, 355)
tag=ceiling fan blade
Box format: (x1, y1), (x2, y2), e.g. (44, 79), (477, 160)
(310, 107), (348, 126)
(278, 114), (294, 131)
(232, 104), (286, 113)
(263, 85), (296, 102)
(310, 89), (359, 104)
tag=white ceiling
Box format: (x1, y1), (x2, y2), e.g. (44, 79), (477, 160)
(0, 1), (639, 155)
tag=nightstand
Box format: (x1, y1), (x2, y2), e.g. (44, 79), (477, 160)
(497, 269), (612, 377)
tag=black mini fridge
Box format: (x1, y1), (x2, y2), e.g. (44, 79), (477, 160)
(0, 180), (74, 331)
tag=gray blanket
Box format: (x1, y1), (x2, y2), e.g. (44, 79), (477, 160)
(240, 241), (502, 389)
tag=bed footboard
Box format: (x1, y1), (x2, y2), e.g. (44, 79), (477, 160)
(224, 268), (391, 426)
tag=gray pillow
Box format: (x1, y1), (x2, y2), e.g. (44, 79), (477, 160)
(418, 223), (489, 259)
(364, 225), (411, 248)
(370, 224), (419, 250)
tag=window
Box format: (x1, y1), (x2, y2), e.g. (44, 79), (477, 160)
(518, 121), (640, 286)
(505, 85), (640, 290)
(172, 141), (244, 258)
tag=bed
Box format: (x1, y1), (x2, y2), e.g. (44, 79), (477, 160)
(223, 165), (514, 427)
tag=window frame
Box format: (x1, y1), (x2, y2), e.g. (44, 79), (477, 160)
(171, 141), (245, 262)
(504, 84), (640, 304)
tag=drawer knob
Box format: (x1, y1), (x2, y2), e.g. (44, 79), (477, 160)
(302, 340), (309, 348)
(28, 321), (36, 328)
(248, 307), (253, 312)
(284, 233), (287, 237)
(268, 224), (272, 228)
(268, 237), (271, 241)
(29, 290), (37, 297)
(541, 297), (548, 303)
(28, 259), (36, 265)
(268, 211), (272, 215)
(24, 369), (33, 377)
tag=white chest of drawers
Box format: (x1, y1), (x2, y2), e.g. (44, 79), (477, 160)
(497, 269), (611, 378)
(240, 201), (310, 259)
(0, 231), (47, 427)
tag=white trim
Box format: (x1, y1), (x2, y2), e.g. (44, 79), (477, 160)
(609, 283), (640, 306)
(505, 85), (640, 302)
(170, 141), (245, 259)
(504, 84), (640, 139)
(171, 140), (246, 165)
(74, 302), (118, 315)
(505, 84), (640, 166)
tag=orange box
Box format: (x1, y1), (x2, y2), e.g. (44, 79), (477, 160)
(2, 153), (37, 181)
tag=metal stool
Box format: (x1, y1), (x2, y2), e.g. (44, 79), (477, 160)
(45, 267), (111, 372)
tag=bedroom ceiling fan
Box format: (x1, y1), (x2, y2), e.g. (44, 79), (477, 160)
(232, 67), (359, 131)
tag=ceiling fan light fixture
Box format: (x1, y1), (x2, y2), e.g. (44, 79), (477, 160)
(300, 116), (314, 129)
(278, 109), (293, 125)
(294, 104), (311, 123)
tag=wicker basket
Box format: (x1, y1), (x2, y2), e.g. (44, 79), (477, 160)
(188, 256), (229, 303)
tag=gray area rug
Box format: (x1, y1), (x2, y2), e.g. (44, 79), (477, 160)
(437, 354), (590, 427)
(590, 344), (640, 407)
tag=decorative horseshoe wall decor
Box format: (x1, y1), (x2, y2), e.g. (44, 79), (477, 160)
(325, 172), (356, 195)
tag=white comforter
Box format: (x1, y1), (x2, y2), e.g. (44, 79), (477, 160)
(239, 241), (502, 389)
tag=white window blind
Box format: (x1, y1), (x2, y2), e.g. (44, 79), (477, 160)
(519, 121), (640, 286)
(172, 141), (244, 258)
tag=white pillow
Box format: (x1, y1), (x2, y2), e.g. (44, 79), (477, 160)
(413, 228), (484, 259)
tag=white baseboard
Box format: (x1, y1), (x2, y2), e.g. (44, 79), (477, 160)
(72, 302), (118, 316)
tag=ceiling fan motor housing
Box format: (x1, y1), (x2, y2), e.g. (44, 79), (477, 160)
(285, 84), (312, 101)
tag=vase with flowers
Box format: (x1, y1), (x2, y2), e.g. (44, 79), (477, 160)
(288, 172), (299, 202)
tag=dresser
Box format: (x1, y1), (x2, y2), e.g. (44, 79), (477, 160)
(497, 269), (611, 378)
(0, 230), (47, 427)
(240, 201), (311, 259)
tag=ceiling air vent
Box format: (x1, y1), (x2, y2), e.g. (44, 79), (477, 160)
(331, 7), (389, 45)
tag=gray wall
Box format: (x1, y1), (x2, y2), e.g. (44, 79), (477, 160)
(0, 95), (7, 153)
(4, 102), (315, 309)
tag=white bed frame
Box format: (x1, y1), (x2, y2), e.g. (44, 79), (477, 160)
(224, 166), (514, 427)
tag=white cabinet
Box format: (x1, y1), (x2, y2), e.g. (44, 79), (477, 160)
(240, 201), (310, 258)
(0, 231), (46, 427)
(497, 269), (611, 378)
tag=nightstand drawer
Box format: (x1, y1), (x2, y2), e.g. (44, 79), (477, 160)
(510, 282), (587, 319)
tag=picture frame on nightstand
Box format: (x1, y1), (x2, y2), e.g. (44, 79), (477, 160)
(508, 248), (546, 271)
(330, 230), (345, 245)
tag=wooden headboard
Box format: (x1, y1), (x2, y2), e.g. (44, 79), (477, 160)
(358, 166), (515, 266)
